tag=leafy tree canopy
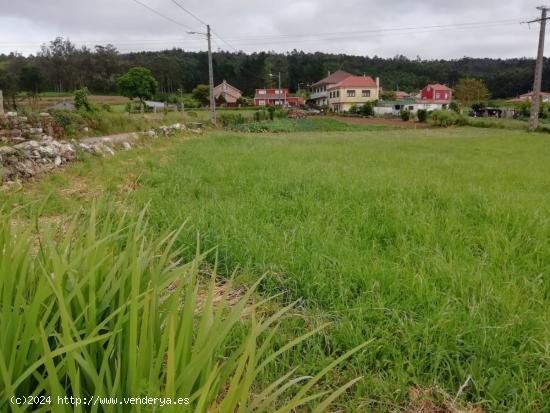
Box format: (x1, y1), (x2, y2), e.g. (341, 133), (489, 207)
(192, 84), (210, 106)
(455, 78), (490, 107)
(117, 67), (158, 107)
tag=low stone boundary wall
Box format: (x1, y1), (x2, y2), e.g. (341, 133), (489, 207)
(0, 123), (201, 186)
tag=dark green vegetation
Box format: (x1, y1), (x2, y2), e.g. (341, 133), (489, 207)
(5, 125), (550, 412)
(0, 37), (545, 101)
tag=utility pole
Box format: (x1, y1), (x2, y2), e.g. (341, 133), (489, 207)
(207, 25), (216, 126)
(528, 6), (550, 131)
(187, 26), (216, 126)
(269, 72), (283, 105)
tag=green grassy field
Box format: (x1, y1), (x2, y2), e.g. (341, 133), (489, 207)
(5, 125), (550, 412)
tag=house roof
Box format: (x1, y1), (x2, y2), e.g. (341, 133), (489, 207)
(395, 91), (412, 100)
(215, 80), (242, 95)
(329, 75), (378, 89)
(519, 91), (550, 98)
(425, 83), (453, 91)
(311, 70), (353, 87)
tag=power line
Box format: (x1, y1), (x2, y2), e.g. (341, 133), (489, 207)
(211, 29), (238, 52)
(169, 0), (237, 51)
(169, 0), (208, 26)
(129, 0), (194, 30)
(221, 19), (526, 42)
(0, 17), (531, 53)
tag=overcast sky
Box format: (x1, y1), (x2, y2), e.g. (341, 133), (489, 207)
(0, 0), (546, 59)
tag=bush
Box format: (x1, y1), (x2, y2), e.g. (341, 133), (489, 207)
(74, 87), (91, 111)
(348, 105), (359, 114)
(417, 109), (428, 123)
(219, 113), (248, 128)
(400, 109), (411, 122)
(449, 101), (460, 113)
(359, 102), (374, 117)
(430, 110), (469, 127)
(254, 109), (269, 122)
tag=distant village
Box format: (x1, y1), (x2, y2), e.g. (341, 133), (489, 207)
(207, 70), (535, 119)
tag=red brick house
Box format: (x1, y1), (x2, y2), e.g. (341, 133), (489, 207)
(420, 84), (453, 103)
(254, 88), (289, 106)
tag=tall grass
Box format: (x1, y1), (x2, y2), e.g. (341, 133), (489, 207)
(0, 204), (365, 412)
(127, 129), (550, 412)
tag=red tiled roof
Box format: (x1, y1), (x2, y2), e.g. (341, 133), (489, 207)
(329, 75), (378, 89)
(519, 91), (550, 98)
(311, 70), (353, 87)
(395, 91), (411, 99)
(426, 83), (453, 91)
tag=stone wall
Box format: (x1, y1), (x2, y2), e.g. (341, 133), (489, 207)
(1, 122), (199, 186)
(0, 113), (62, 144)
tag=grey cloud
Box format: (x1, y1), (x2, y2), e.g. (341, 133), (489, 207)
(0, 0), (544, 58)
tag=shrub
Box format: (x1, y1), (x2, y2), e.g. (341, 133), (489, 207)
(449, 101), (460, 114)
(400, 109), (411, 122)
(74, 87), (91, 111)
(273, 107), (288, 119)
(254, 109), (269, 122)
(219, 113), (248, 128)
(267, 105), (276, 120)
(417, 109), (428, 123)
(430, 110), (469, 127)
(360, 102), (374, 117)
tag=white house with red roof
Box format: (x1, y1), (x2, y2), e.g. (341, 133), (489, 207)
(327, 75), (380, 112)
(310, 70), (353, 107)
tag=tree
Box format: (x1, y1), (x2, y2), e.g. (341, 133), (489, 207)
(0, 69), (19, 110)
(19, 66), (45, 109)
(215, 94), (227, 107)
(454, 78), (490, 108)
(381, 91), (396, 101)
(192, 84), (210, 106)
(19, 66), (44, 95)
(74, 87), (91, 111)
(117, 67), (158, 112)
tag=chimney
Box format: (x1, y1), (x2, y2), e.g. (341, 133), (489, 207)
(376, 77), (380, 89)
(0, 90), (4, 117)
(328, 71), (331, 77)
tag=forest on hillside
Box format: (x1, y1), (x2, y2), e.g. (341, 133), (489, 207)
(0, 37), (544, 101)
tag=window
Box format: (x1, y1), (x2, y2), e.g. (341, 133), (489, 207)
(347, 90), (356, 97)
(258, 90), (266, 95)
(435, 92), (441, 99)
(337, 91), (340, 98)
(362, 90), (371, 97)
(258, 100), (266, 106)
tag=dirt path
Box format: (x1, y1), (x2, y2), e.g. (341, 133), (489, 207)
(334, 116), (431, 129)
